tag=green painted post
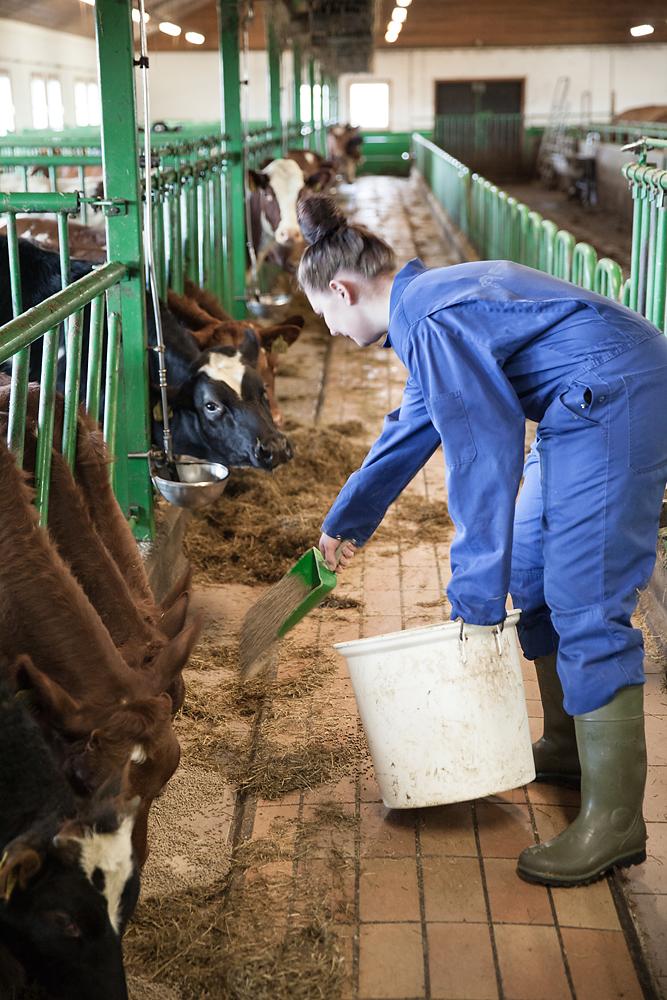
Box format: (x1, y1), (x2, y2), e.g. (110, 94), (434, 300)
(293, 41), (303, 148)
(268, 20), (282, 157)
(218, 0), (246, 319)
(318, 65), (326, 155)
(95, 0), (153, 537)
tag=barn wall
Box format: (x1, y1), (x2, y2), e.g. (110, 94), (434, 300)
(339, 45), (667, 130)
(0, 18), (97, 130)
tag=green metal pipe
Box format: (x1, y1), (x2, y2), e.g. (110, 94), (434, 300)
(95, 0), (153, 538)
(153, 190), (167, 300)
(293, 41), (302, 146)
(4, 213), (29, 464)
(526, 211), (543, 269)
(0, 154), (102, 168)
(651, 203), (667, 331)
(211, 166), (224, 301)
(0, 192), (80, 214)
(572, 243), (598, 290)
(594, 258), (623, 301)
(218, 0), (246, 318)
(554, 230), (575, 281)
(103, 309), (122, 486)
(34, 324), (59, 526)
(85, 293), (105, 421)
(62, 309), (84, 469)
(268, 20), (282, 157)
(308, 58), (316, 150)
(0, 262), (125, 363)
(185, 177), (198, 283)
(539, 220), (558, 274)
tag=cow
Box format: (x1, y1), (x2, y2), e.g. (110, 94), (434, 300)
(167, 279), (304, 427)
(0, 235), (293, 471)
(327, 124), (363, 183)
(0, 674), (137, 999)
(247, 156), (334, 266)
(0, 431), (197, 864)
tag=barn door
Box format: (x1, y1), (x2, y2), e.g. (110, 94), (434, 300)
(434, 79), (524, 177)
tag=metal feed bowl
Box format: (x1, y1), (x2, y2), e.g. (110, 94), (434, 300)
(150, 457), (229, 510)
(246, 291), (292, 317)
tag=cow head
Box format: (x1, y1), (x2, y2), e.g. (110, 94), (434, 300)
(249, 158), (305, 246)
(171, 330), (294, 470)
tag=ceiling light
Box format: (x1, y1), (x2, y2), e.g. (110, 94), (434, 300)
(385, 30), (398, 42)
(185, 30), (205, 44)
(158, 21), (181, 36)
(630, 23), (654, 36)
(386, 20), (401, 34)
(397, 0), (412, 5)
(392, 7), (407, 22)
(132, 8), (150, 22)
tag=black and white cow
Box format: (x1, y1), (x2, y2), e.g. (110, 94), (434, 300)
(0, 673), (137, 999)
(0, 235), (293, 471)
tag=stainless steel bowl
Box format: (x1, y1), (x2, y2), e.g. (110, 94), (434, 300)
(150, 457), (229, 510)
(247, 291), (292, 316)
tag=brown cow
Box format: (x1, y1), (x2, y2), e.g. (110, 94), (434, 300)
(0, 430), (197, 864)
(167, 279), (304, 427)
(327, 124), (363, 183)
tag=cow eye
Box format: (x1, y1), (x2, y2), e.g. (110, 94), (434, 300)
(205, 400), (219, 412)
(43, 910), (82, 938)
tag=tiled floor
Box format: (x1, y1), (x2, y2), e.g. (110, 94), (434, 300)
(180, 176), (666, 999)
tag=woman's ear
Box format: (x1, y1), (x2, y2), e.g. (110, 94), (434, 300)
(329, 279), (357, 305)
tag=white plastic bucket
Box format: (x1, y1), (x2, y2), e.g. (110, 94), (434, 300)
(334, 610), (535, 808)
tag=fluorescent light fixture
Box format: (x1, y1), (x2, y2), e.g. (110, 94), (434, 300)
(386, 20), (401, 34)
(158, 20), (181, 36)
(132, 8), (150, 22)
(185, 30), (205, 44)
(397, 0), (412, 5)
(630, 23), (654, 36)
(385, 30), (398, 42)
(392, 7), (407, 22)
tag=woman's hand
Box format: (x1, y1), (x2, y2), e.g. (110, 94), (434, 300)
(319, 533), (357, 572)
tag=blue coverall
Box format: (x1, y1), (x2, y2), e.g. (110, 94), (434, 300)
(322, 259), (667, 715)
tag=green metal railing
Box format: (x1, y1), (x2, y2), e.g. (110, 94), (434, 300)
(412, 132), (627, 309)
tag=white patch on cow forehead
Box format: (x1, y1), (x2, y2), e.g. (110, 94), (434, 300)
(78, 815), (135, 934)
(131, 743), (146, 764)
(262, 159), (304, 220)
(199, 352), (245, 396)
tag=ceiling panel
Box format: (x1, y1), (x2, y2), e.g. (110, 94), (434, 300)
(1, 0), (666, 50)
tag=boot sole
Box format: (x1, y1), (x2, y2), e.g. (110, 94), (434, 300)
(516, 849), (647, 888)
(533, 772), (581, 790)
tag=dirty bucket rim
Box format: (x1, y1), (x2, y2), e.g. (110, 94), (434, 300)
(334, 609), (521, 653)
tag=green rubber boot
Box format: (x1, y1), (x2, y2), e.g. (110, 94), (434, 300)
(517, 685), (647, 887)
(532, 652), (581, 787)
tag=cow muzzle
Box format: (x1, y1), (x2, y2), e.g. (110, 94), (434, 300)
(253, 433), (293, 469)
(274, 224), (303, 247)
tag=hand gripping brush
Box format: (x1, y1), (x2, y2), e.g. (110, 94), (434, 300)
(239, 545), (345, 680)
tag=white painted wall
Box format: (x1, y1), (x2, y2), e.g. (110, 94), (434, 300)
(0, 18), (97, 130)
(2, 20), (665, 135)
(338, 45), (667, 130)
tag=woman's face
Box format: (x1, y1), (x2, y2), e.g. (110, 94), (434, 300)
(306, 276), (388, 348)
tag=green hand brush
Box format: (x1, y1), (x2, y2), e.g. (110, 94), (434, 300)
(239, 546), (340, 680)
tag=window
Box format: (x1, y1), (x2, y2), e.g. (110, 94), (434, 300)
(0, 73), (15, 135)
(299, 83), (312, 123)
(312, 84), (322, 125)
(349, 82), (389, 129)
(75, 80), (101, 126)
(322, 83), (330, 122)
(31, 75), (64, 130)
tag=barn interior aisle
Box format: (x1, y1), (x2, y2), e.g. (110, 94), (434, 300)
(123, 177), (652, 1000)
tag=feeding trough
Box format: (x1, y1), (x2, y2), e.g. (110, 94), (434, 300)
(150, 456), (229, 510)
(246, 290), (292, 317)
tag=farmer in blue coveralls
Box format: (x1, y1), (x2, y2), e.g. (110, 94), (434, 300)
(297, 194), (667, 887)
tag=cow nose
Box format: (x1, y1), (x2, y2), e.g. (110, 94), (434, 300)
(254, 441), (275, 469)
(275, 225), (302, 246)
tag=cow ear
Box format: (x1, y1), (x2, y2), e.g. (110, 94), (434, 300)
(241, 328), (260, 367)
(259, 324), (303, 351)
(14, 658), (87, 736)
(0, 841), (43, 901)
(304, 168), (334, 193)
(159, 563), (193, 613)
(248, 169), (270, 191)
(159, 590), (190, 639)
(150, 614), (203, 694)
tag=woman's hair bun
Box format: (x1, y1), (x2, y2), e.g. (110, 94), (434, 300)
(297, 195), (347, 245)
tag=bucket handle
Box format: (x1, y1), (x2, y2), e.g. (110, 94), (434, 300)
(458, 620), (505, 663)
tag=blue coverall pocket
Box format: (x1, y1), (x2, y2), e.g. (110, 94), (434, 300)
(623, 365), (667, 473)
(556, 381), (602, 427)
(426, 391), (477, 468)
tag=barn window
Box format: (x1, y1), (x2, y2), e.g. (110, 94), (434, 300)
(31, 75), (64, 130)
(349, 82), (389, 129)
(75, 80), (101, 127)
(0, 74), (15, 135)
